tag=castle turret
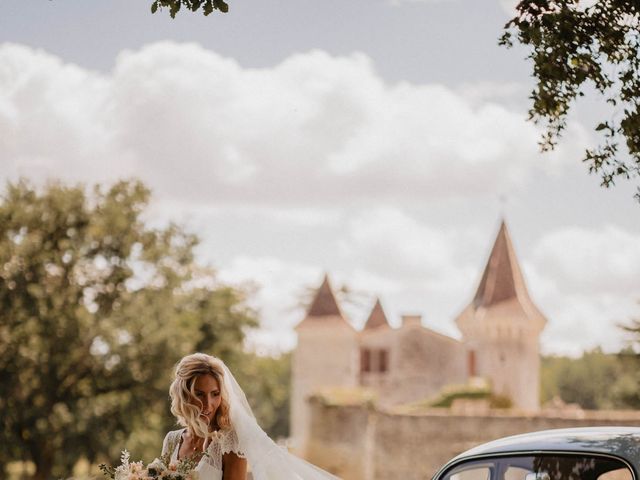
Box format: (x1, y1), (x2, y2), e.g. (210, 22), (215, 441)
(455, 221), (547, 410)
(291, 274), (358, 455)
(363, 298), (390, 331)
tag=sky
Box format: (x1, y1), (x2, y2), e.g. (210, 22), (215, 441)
(2, 0), (640, 356)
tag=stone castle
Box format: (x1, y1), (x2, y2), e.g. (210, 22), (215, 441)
(291, 220), (548, 454)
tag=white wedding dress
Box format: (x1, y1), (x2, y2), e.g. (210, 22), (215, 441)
(162, 361), (341, 480)
(162, 428), (245, 480)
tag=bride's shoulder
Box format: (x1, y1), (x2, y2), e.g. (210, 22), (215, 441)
(215, 427), (245, 458)
(164, 428), (185, 440)
(162, 429), (184, 456)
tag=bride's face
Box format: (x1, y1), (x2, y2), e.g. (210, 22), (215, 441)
(191, 374), (222, 426)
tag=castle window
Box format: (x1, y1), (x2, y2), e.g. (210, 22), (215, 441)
(468, 350), (476, 377)
(378, 349), (388, 373)
(360, 348), (371, 373)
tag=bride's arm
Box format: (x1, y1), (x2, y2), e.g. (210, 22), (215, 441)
(222, 452), (247, 480)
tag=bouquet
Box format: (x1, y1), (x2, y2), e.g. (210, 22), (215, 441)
(99, 449), (203, 480)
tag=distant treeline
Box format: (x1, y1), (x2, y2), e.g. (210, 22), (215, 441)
(541, 348), (640, 410)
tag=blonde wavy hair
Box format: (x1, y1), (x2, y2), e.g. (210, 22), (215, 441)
(169, 353), (231, 439)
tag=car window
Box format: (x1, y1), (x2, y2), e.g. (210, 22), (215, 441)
(505, 466), (533, 480)
(440, 455), (632, 480)
(449, 465), (491, 480)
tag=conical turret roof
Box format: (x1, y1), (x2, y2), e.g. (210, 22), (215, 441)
(296, 274), (355, 331)
(307, 274), (342, 317)
(473, 220), (527, 308)
(363, 298), (390, 330)
(456, 220), (546, 331)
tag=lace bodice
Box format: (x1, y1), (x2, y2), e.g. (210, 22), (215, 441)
(161, 428), (246, 480)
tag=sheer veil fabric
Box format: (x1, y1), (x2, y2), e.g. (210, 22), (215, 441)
(220, 362), (341, 480)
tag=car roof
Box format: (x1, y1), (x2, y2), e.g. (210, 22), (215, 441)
(451, 427), (640, 464)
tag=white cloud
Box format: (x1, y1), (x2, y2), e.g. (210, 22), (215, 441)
(0, 44), (133, 182)
(526, 225), (640, 355)
(456, 81), (529, 109)
(340, 207), (461, 278)
(216, 256), (320, 351)
(533, 225), (640, 297)
(0, 42), (583, 208)
(1, 41), (630, 356)
(540, 293), (638, 356)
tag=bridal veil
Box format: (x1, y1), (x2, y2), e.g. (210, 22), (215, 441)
(220, 361), (341, 480)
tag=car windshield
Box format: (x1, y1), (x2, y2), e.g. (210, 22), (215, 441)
(440, 455), (633, 480)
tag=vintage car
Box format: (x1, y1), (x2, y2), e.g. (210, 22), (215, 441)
(433, 427), (640, 480)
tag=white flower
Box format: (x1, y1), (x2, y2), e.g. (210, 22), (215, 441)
(114, 467), (131, 480)
(114, 450), (132, 480)
(120, 449), (131, 467)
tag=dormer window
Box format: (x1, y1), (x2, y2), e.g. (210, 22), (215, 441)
(379, 349), (388, 373)
(468, 350), (476, 377)
(360, 348), (371, 373)
(360, 348), (389, 374)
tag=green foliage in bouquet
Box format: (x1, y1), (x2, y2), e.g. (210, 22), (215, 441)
(99, 449), (203, 480)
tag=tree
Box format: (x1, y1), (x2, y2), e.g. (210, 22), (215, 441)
(150, 0), (229, 17)
(500, 1), (640, 200)
(540, 347), (640, 409)
(0, 180), (257, 480)
(235, 352), (291, 439)
(616, 318), (640, 407)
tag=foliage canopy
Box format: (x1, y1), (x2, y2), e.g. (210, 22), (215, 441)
(541, 347), (640, 409)
(150, 0), (229, 17)
(501, 1), (640, 200)
(0, 180), (263, 480)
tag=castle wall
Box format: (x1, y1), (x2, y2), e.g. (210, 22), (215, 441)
(306, 403), (640, 480)
(359, 324), (467, 407)
(306, 400), (373, 480)
(388, 324), (467, 406)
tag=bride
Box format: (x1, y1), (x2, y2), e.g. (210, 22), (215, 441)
(161, 353), (341, 480)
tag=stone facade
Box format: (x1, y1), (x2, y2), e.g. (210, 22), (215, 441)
(291, 221), (548, 455)
(360, 315), (467, 407)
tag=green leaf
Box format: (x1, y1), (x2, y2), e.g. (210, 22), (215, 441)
(213, 0), (228, 13)
(169, 1), (181, 18)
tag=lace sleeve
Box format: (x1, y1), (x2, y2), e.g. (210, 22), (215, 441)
(219, 428), (246, 458)
(161, 430), (181, 458)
